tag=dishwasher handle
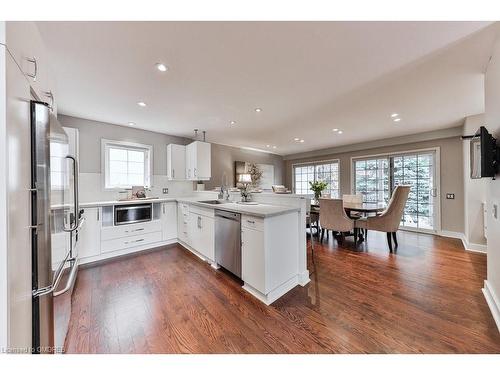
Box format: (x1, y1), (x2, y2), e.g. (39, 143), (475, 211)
(215, 210), (241, 221)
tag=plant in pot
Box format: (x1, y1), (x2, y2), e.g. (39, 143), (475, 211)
(309, 180), (328, 201)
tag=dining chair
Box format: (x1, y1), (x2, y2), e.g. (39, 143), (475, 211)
(342, 194), (363, 204)
(319, 198), (355, 244)
(354, 185), (411, 252)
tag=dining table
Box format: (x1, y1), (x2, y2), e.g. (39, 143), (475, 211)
(309, 201), (386, 242)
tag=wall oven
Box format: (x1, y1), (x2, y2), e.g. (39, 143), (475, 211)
(114, 203), (152, 226)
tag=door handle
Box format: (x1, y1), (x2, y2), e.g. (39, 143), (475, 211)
(53, 258), (79, 297)
(63, 156), (79, 232)
(26, 57), (38, 81)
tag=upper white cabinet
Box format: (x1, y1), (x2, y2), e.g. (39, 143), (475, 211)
(167, 144), (186, 180)
(3, 22), (57, 113)
(186, 141), (211, 181)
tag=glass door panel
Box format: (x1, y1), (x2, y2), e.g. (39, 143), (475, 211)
(391, 152), (436, 231)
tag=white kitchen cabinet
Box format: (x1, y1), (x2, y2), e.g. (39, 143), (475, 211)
(161, 202), (177, 240)
(241, 226), (266, 293)
(188, 211), (215, 261)
(167, 144), (186, 180)
(78, 207), (101, 259)
(186, 141), (211, 181)
(177, 202), (190, 245)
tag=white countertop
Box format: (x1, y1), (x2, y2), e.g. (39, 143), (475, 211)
(79, 197), (177, 208)
(176, 197), (299, 218)
(79, 196), (299, 218)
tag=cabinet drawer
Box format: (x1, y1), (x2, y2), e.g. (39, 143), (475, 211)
(190, 205), (214, 218)
(101, 231), (162, 254)
(101, 220), (162, 241)
(179, 203), (190, 215)
(241, 215), (264, 231)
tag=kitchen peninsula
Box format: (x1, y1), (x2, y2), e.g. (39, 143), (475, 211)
(77, 193), (309, 305)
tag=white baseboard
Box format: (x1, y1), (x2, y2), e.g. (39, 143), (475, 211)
(243, 275), (299, 305)
(438, 231), (487, 254)
(483, 280), (500, 332)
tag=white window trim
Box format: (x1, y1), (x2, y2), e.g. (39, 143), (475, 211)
(350, 146), (441, 233)
(291, 158), (341, 197)
(101, 139), (153, 190)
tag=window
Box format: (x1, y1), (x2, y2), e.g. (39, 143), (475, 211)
(293, 160), (340, 198)
(102, 140), (152, 189)
(353, 150), (438, 231)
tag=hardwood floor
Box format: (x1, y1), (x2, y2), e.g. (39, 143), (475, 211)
(65, 231), (500, 353)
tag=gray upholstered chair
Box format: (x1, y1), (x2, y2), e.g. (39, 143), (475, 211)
(354, 185), (411, 252)
(319, 198), (355, 244)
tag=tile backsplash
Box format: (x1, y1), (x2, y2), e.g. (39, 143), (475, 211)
(78, 173), (194, 203)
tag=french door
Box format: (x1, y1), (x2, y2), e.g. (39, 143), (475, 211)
(354, 150), (439, 232)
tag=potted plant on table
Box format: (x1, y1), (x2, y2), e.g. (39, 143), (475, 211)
(309, 180), (329, 202)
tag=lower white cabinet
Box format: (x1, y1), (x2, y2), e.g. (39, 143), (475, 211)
(101, 231), (162, 254)
(188, 211), (215, 261)
(161, 202), (177, 240)
(241, 226), (266, 293)
(78, 207), (101, 259)
(177, 203), (190, 245)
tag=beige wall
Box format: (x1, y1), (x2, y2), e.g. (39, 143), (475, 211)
(485, 26), (500, 322)
(284, 133), (464, 233)
(462, 114), (488, 249)
(206, 143), (284, 190)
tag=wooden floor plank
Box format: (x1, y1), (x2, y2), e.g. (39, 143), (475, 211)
(64, 230), (500, 353)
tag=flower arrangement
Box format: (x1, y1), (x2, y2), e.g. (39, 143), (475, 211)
(309, 180), (328, 200)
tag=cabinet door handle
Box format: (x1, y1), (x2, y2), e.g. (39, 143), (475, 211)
(125, 238), (145, 245)
(26, 57), (38, 81)
(172, 169), (175, 179)
(43, 90), (54, 111)
(162, 204), (165, 214)
(247, 220), (255, 224)
(197, 216), (202, 229)
(194, 168), (197, 177)
(97, 209), (100, 221)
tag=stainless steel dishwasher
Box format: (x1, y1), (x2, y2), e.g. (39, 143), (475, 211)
(215, 210), (242, 278)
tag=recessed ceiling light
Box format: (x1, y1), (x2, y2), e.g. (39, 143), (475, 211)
(294, 137), (300, 141)
(299, 139), (305, 143)
(255, 108), (262, 113)
(338, 130), (343, 134)
(137, 101), (147, 107)
(272, 145), (277, 149)
(391, 113), (399, 118)
(393, 118), (401, 122)
(332, 128), (339, 132)
(128, 122), (136, 126)
(155, 63), (168, 72)
(266, 145), (270, 148)
(230, 121), (236, 125)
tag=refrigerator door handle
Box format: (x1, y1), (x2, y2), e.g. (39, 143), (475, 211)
(53, 258), (79, 297)
(63, 155), (79, 232)
(32, 250), (71, 297)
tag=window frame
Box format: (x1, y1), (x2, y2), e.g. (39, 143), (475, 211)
(350, 146), (441, 233)
(101, 139), (153, 190)
(291, 159), (340, 198)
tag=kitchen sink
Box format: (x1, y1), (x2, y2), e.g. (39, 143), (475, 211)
(198, 200), (225, 205)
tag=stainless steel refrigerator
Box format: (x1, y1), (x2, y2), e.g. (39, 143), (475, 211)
(30, 101), (82, 353)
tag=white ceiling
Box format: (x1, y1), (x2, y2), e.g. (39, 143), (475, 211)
(36, 21), (498, 156)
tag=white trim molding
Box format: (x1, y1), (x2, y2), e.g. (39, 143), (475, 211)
(438, 230), (487, 254)
(483, 280), (500, 332)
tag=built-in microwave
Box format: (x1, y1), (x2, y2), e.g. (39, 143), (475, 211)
(114, 203), (152, 226)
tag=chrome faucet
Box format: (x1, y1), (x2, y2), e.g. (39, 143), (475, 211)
(218, 172), (230, 201)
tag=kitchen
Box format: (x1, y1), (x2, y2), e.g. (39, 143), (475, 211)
(0, 21), (308, 354)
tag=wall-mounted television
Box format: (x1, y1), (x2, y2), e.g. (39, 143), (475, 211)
(470, 126), (499, 179)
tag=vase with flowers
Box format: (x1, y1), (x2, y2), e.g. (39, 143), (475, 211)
(309, 180), (328, 203)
